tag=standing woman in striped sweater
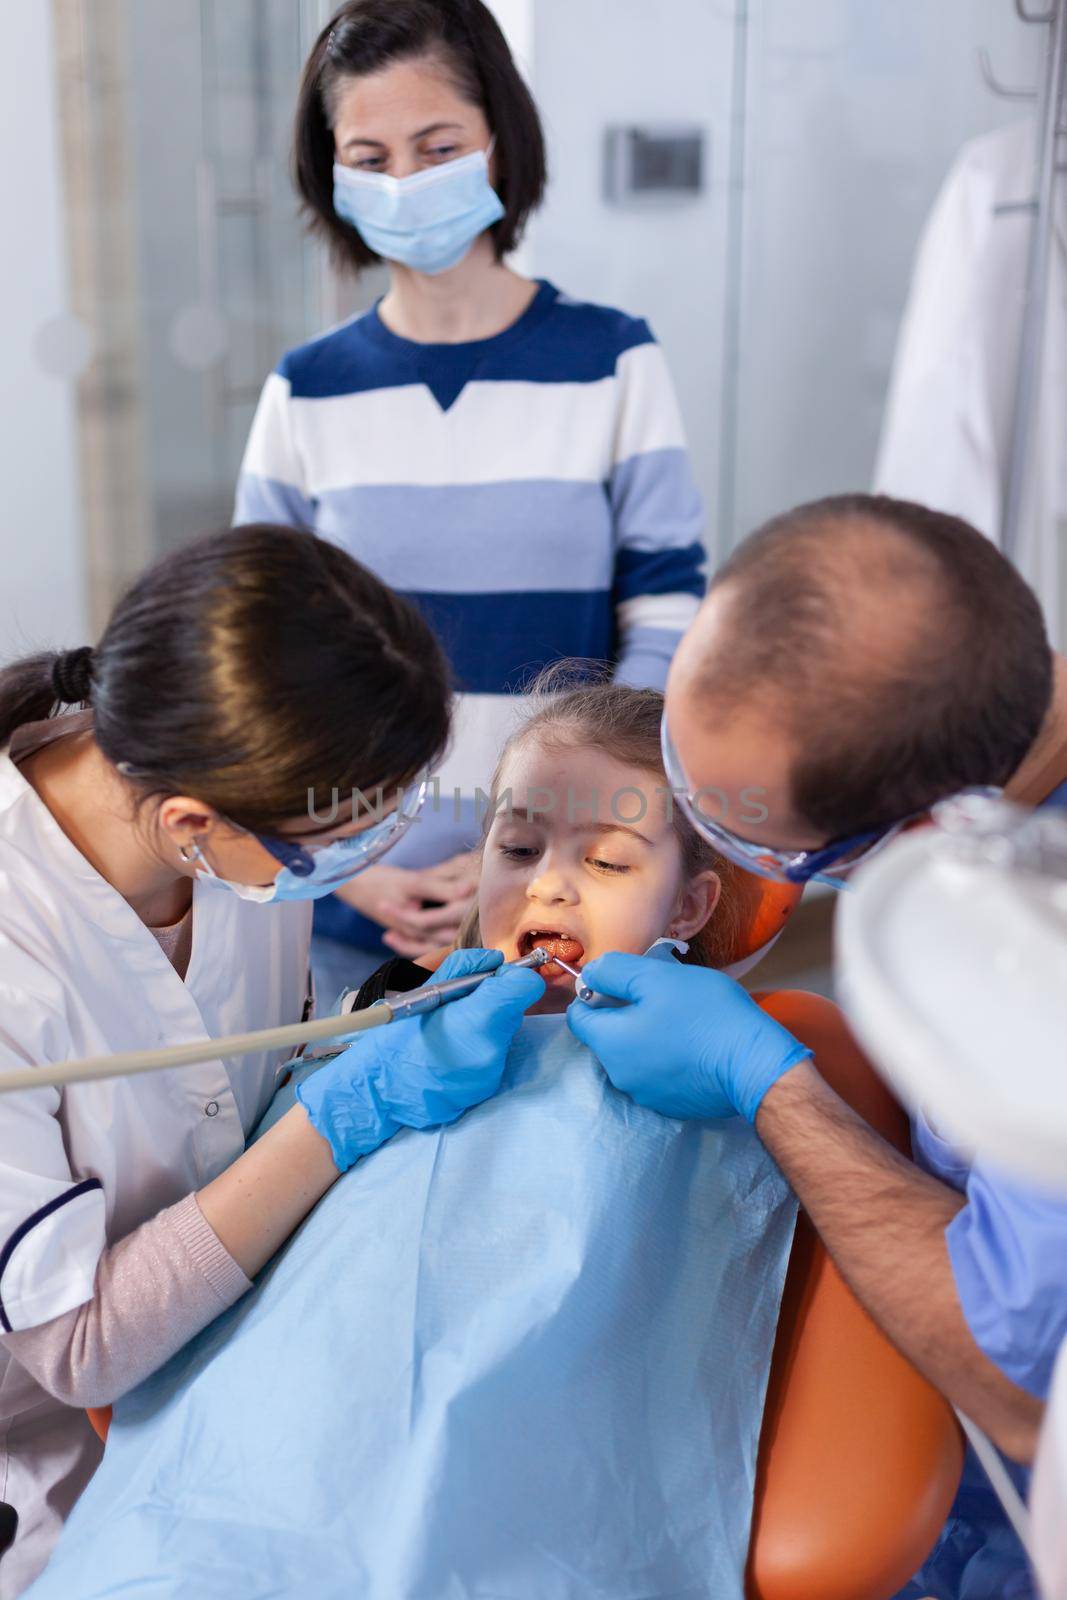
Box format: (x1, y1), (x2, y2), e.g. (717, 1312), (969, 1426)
(236, 0), (707, 996)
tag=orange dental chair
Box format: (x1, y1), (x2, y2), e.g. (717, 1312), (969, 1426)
(88, 872), (962, 1600)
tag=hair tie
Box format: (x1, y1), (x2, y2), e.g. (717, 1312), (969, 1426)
(51, 646), (94, 706)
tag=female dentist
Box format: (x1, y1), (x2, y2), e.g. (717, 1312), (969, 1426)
(0, 523), (542, 1594)
(235, 0), (707, 995)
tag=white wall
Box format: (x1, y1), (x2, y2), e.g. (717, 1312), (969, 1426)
(486, 0), (535, 78)
(732, 0), (1042, 545)
(0, 4), (87, 655)
(522, 0), (733, 541)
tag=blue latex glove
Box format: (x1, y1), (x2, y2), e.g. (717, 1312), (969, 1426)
(566, 953), (811, 1124)
(298, 948), (545, 1171)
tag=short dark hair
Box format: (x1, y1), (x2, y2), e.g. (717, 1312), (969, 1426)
(293, 0), (547, 275)
(703, 494), (1053, 839)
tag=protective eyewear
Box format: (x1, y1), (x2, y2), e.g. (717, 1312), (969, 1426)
(251, 777), (429, 885)
(662, 716), (910, 889)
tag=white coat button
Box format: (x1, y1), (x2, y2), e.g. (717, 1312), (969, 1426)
(205, 1101), (220, 1117)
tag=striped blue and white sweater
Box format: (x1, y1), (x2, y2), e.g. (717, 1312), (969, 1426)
(235, 278), (706, 947)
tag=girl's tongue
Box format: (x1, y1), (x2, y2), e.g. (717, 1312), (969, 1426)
(521, 931), (585, 971)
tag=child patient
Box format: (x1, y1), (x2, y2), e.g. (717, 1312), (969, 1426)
(457, 675), (741, 999)
(29, 682), (794, 1600)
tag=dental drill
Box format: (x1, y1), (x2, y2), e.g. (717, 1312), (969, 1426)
(379, 946), (551, 1016)
(0, 949), (553, 1096)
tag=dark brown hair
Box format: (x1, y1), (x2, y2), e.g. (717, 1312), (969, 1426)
(459, 672), (740, 970)
(705, 493), (1053, 839)
(293, 0), (547, 275)
(0, 525), (451, 833)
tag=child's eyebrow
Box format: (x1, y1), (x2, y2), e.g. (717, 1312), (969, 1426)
(575, 821), (655, 847)
(505, 807), (654, 847)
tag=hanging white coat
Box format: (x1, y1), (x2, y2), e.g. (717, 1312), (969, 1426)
(875, 118), (1066, 649)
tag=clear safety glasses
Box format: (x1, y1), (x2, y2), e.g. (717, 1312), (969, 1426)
(251, 777), (430, 886)
(659, 717), (910, 889)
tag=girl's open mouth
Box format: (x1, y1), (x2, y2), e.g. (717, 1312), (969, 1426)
(518, 929), (585, 974)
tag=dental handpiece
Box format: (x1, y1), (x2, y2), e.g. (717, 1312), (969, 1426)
(0, 949), (555, 1096)
(378, 947), (551, 1020)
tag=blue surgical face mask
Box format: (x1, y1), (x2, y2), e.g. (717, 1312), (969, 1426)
(332, 142), (504, 276)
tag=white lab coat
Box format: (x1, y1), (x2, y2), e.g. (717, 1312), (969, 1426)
(0, 718), (311, 1594)
(875, 119), (1066, 649)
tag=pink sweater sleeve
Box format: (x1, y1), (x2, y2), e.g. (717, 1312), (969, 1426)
(0, 1194), (251, 1408)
